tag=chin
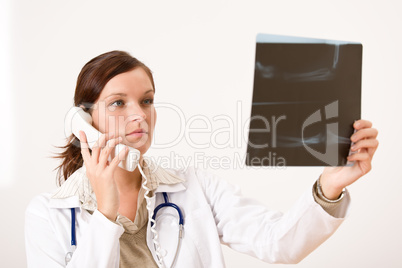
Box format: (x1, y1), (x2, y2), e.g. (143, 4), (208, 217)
(123, 141), (150, 155)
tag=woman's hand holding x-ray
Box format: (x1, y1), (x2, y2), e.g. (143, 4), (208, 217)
(79, 131), (129, 221)
(320, 119), (379, 200)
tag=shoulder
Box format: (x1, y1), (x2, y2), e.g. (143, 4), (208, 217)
(25, 187), (79, 216)
(25, 191), (56, 219)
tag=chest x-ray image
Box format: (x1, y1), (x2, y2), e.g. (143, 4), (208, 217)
(246, 34), (362, 166)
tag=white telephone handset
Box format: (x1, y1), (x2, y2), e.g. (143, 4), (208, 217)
(64, 106), (140, 172)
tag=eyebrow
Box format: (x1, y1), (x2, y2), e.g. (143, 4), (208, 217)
(105, 89), (154, 99)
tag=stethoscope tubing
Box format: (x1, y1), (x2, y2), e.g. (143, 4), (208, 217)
(152, 192), (184, 226)
(70, 208), (77, 246)
(151, 192), (184, 268)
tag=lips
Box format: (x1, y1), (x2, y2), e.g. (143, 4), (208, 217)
(126, 129), (147, 136)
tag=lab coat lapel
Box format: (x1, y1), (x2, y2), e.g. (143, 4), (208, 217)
(48, 195), (80, 208)
(155, 182), (186, 194)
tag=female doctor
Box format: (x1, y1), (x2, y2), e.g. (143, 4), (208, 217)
(25, 50), (379, 268)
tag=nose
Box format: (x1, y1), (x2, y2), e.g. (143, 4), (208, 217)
(127, 103), (146, 122)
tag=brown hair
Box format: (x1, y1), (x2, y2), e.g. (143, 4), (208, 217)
(53, 50), (155, 185)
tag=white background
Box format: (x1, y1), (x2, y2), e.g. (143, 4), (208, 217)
(1, 0), (401, 267)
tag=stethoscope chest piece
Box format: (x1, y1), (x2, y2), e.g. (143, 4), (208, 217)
(65, 246), (76, 265)
(65, 252), (72, 265)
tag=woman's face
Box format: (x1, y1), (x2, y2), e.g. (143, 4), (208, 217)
(91, 67), (156, 155)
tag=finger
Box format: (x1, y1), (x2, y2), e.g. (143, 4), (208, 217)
(79, 131), (91, 163)
(109, 146), (129, 170)
(347, 148), (373, 174)
(351, 128), (378, 142)
(347, 149), (371, 162)
(92, 133), (116, 164)
(350, 139), (379, 152)
(351, 143), (379, 160)
(98, 136), (123, 169)
(91, 133), (108, 164)
(354, 120), (372, 130)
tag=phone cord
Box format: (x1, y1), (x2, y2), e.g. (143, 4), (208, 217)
(138, 161), (166, 268)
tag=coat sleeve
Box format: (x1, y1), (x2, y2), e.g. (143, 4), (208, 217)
(25, 194), (124, 268)
(195, 168), (351, 264)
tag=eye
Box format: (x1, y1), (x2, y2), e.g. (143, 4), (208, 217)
(110, 99), (124, 107)
(143, 98), (154, 105)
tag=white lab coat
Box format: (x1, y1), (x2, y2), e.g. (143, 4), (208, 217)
(25, 166), (350, 268)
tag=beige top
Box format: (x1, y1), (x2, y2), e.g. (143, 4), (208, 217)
(118, 201), (157, 267)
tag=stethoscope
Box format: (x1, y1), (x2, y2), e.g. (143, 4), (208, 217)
(65, 208), (76, 265)
(65, 192), (184, 267)
(152, 192), (184, 268)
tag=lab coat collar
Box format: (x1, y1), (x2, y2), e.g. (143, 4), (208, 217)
(155, 182), (186, 193)
(49, 195), (80, 209)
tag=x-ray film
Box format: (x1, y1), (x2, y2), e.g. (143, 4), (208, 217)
(246, 34), (362, 166)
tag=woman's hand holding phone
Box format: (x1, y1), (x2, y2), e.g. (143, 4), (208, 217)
(79, 131), (129, 221)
